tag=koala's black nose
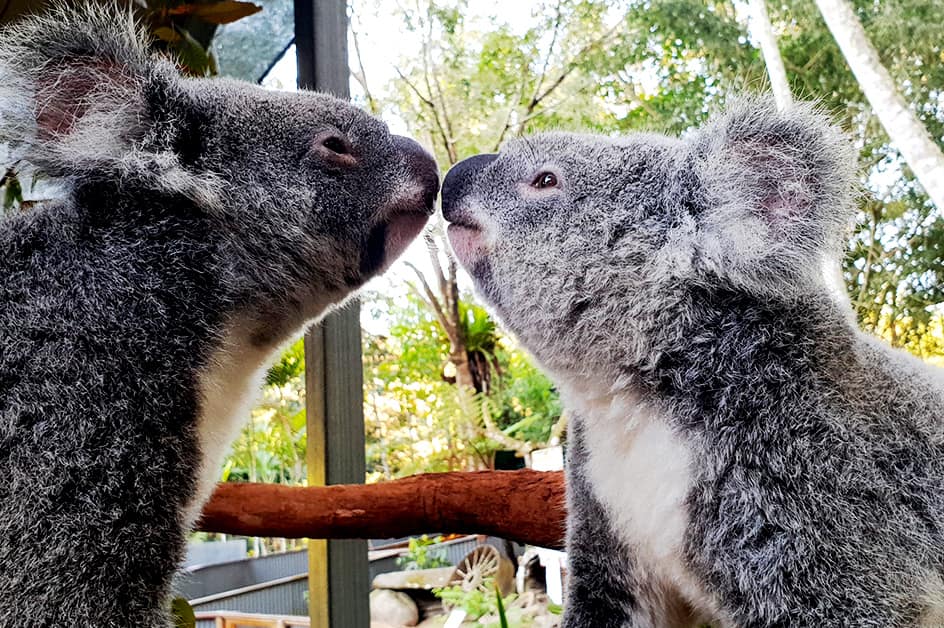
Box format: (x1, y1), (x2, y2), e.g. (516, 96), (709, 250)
(393, 135), (440, 213)
(441, 153), (498, 222)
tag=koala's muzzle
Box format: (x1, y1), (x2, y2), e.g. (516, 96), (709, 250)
(441, 153), (497, 269)
(441, 153), (498, 223)
(361, 136), (439, 277)
(394, 135), (440, 212)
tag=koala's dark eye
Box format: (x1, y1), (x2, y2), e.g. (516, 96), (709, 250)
(312, 130), (356, 168)
(532, 172), (558, 189)
(321, 135), (350, 155)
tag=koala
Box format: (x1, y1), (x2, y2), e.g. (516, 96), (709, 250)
(441, 99), (944, 627)
(0, 5), (437, 626)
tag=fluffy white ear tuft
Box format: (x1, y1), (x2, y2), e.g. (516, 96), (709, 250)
(689, 97), (859, 296)
(0, 3), (169, 176)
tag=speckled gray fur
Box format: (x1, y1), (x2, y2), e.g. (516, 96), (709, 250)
(0, 5), (437, 626)
(442, 99), (944, 627)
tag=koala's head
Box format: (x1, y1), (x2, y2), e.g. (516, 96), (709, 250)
(442, 100), (857, 379)
(0, 6), (437, 312)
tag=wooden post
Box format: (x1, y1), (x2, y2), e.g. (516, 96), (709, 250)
(295, 1), (370, 626)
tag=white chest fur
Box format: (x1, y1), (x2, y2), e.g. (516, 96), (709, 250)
(564, 385), (722, 625)
(183, 320), (274, 529)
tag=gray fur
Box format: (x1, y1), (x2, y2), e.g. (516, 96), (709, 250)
(441, 99), (944, 627)
(0, 5), (437, 626)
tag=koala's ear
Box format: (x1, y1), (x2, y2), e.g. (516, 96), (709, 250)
(687, 98), (858, 294)
(0, 4), (172, 177)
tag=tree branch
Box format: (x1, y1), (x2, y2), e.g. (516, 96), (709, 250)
(492, 2), (565, 151)
(198, 470), (567, 550)
(404, 260), (457, 341)
(349, 14), (379, 114)
(395, 66), (455, 165)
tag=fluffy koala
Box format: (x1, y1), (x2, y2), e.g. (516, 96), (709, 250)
(0, 6), (437, 626)
(441, 100), (944, 627)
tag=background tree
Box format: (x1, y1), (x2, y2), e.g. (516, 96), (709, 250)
(815, 0), (944, 210)
(362, 289), (562, 475)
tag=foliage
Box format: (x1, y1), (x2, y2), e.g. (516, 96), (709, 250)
(433, 582), (522, 626)
(495, 586), (509, 628)
(395, 535), (451, 570)
(363, 289), (562, 477)
(434, 583), (512, 619)
(170, 597), (196, 628)
(490, 350), (562, 445)
(145, 0), (263, 77)
(224, 339), (307, 485)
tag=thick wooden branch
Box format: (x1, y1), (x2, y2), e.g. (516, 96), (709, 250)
(198, 470), (567, 550)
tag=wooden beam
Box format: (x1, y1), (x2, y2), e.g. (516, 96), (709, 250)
(198, 470), (568, 550)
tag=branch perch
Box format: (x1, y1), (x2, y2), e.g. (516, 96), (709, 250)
(198, 470), (567, 550)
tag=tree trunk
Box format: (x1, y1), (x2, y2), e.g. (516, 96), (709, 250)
(748, 0), (792, 110)
(815, 0), (944, 210)
(198, 470), (567, 549)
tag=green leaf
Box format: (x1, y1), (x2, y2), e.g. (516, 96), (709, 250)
(171, 597), (196, 628)
(171, 27), (214, 77)
(3, 173), (22, 210)
(153, 26), (182, 43)
(495, 586), (508, 628)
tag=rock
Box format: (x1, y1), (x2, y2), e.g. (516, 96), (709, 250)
(370, 589), (420, 627)
(372, 566), (454, 590)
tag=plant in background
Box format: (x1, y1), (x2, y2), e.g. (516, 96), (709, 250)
(396, 535), (451, 571)
(143, 0), (263, 77)
(433, 582), (521, 626)
(171, 597), (196, 628)
(362, 289), (563, 476)
(495, 586), (509, 628)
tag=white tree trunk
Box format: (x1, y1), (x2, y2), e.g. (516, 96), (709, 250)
(748, 0), (792, 110)
(815, 0), (944, 211)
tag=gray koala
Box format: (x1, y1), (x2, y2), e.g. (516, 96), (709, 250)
(441, 100), (944, 627)
(0, 5), (437, 626)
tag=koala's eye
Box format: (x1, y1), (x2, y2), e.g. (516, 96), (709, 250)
(321, 135), (350, 155)
(312, 130), (356, 168)
(532, 172), (558, 189)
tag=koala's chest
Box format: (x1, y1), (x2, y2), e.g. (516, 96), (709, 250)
(575, 393), (721, 623)
(582, 405), (691, 565)
(184, 320), (274, 528)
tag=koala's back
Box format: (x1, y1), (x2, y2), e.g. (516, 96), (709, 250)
(671, 291), (944, 625)
(0, 199), (222, 624)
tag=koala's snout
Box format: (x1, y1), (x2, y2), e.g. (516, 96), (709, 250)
(362, 136), (439, 277)
(393, 135), (440, 214)
(441, 153), (498, 271)
(441, 153), (498, 224)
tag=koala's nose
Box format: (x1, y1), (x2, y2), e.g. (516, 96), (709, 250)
(441, 153), (498, 222)
(393, 135), (440, 213)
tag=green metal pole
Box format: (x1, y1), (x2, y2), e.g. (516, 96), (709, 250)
(296, 0), (370, 625)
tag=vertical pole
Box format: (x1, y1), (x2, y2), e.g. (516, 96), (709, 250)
(295, 1), (370, 626)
